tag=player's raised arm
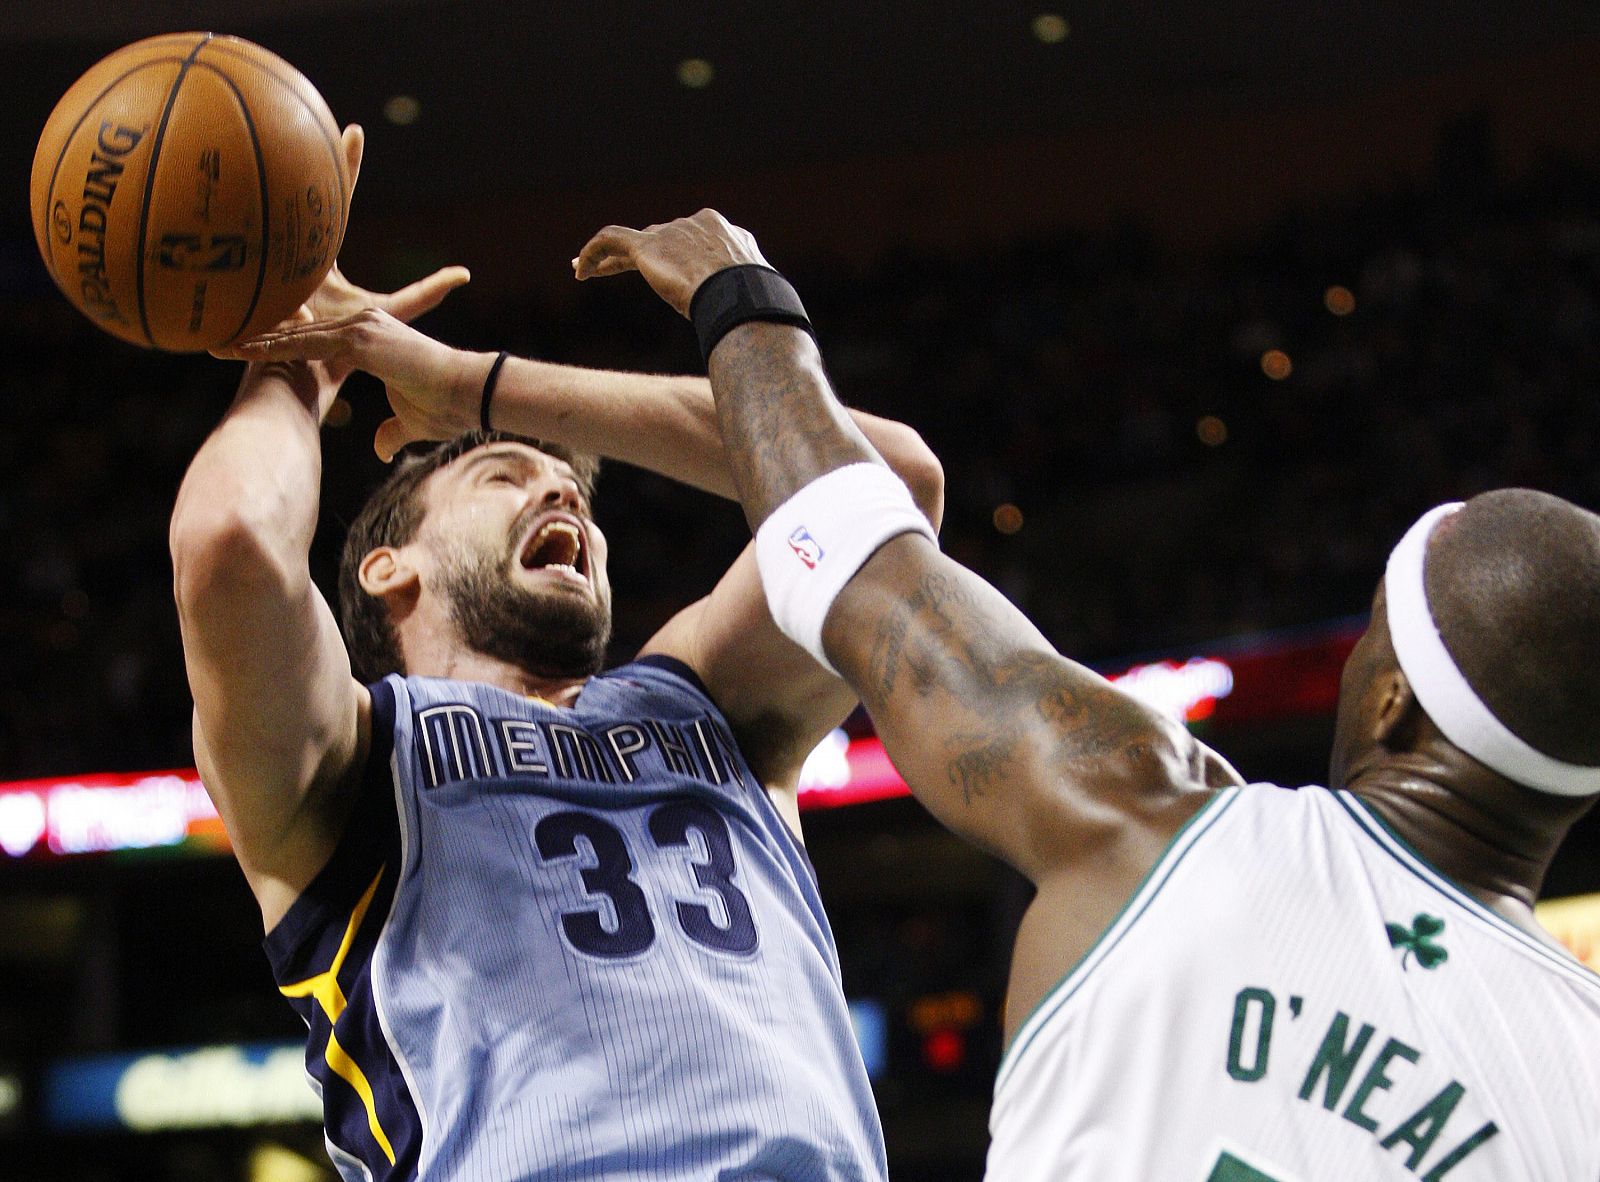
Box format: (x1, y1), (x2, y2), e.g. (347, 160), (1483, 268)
(172, 127), (470, 927)
(226, 301), (942, 513)
(170, 354), (368, 928)
(574, 211), (1240, 879)
(226, 297), (945, 796)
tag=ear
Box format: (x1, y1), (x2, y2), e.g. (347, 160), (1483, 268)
(359, 546), (419, 607)
(1373, 669), (1420, 750)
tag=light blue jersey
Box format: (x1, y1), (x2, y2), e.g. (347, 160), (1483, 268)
(265, 657), (887, 1181)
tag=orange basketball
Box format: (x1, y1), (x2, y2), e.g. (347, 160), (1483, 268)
(29, 33), (349, 352)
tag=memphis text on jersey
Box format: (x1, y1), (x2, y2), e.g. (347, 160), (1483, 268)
(412, 698), (749, 792)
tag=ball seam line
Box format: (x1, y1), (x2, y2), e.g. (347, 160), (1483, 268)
(133, 32), (215, 348)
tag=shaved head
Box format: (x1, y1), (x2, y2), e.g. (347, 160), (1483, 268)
(1423, 489), (1600, 765)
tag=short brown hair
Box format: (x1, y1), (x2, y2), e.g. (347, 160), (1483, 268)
(337, 432), (599, 683)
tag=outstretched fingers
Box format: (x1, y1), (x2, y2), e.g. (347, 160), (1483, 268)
(381, 265), (472, 323)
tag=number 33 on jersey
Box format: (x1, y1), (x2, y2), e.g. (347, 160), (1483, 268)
(264, 658), (886, 1182)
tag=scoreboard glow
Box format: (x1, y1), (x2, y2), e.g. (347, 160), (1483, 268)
(0, 769), (224, 860)
(0, 621), (1367, 857)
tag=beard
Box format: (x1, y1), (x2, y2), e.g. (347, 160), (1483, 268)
(439, 540), (611, 681)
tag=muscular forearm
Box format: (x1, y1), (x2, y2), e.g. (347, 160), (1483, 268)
(475, 353), (733, 496)
(477, 348), (943, 522)
(703, 323), (886, 528)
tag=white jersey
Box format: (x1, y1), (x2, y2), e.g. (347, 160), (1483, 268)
(987, 784), (1600, 1182)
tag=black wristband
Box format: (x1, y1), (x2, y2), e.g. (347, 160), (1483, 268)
(688, 264), (812, 364)
(480, 350), (509, 432)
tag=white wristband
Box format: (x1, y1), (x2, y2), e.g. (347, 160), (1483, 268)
(755, 463), (937, 675)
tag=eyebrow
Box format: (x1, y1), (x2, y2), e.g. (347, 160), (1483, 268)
(457, 447), (584, 494)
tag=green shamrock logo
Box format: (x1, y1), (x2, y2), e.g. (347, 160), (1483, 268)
(1386, 913), (1448, 970)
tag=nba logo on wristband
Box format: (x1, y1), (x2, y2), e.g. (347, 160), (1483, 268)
(757, 463), (938, 674)
(788, 527), (824, 570)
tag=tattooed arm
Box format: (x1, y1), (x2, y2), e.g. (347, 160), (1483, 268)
(575, 213), (1242, 1014)
(575, 210), (1246, 1021)
(702, 324), (1239, 867)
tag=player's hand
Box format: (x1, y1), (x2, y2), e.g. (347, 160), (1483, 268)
(230, 261), (471, 353)
(216, 124), (470, 381)
(573, 209), (771, 315)
(220, 307), (485, 461)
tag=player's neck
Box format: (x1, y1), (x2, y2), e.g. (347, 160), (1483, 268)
(1348, 767), (1564, 924)
(408, 643), (589, 707)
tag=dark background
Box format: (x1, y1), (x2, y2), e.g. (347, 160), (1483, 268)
(4, 2), (1600, 1178)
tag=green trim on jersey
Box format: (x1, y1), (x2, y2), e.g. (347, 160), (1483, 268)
(1334, 792), (1600, 988)
(994, 786), (1243, 1091)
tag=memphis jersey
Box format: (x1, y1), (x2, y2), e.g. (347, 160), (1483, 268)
(987, 784), (1600, 1182)
(264, 657), (887, 1181)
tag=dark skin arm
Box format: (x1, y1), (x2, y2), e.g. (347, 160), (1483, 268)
(576, 212), (1243, 1037)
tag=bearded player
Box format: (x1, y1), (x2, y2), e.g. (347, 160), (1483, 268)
(173, 132), (943, 1180)
(573, 209), (1600, 1182)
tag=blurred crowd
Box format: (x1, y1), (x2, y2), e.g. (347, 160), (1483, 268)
(4, 153), (1600, 781)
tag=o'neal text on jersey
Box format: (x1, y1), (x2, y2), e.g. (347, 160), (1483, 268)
(1225, 985), (1498, 1180)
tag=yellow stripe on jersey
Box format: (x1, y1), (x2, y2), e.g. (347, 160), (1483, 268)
(279, 866), (398, 1166)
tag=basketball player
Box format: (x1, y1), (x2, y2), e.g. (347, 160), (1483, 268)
(572, 209), (1600, 1181)
(175, 133), (938, 1180)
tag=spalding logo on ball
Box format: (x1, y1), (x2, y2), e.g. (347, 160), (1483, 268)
(29, 32), (349, 352)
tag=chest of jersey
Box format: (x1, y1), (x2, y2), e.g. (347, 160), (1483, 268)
(267, 662), (886, 1182)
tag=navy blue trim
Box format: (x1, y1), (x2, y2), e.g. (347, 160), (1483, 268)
(260, 677), (420, 1180)
(632, 653), (713, 700)
(366, 677), (398, 780)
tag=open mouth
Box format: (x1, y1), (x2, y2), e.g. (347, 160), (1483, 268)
(519, 517), (589, 585)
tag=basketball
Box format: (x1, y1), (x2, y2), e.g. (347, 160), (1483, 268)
(29, 33), (349, 352)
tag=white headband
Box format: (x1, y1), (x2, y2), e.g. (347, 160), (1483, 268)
(1385, 502), (1600, 796)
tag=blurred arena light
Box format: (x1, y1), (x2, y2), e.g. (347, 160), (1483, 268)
(250, 1143), (333, 1182)
(921, 1027), (967, 1073)
(382, 94), (420, 126)
(45, 1042), (320, 1132)
(1260, 348), (1293, 380)
(0, 1069), (21, 1125)
(1324, 284), (1356, 315)
(676, 58), (715, 89)
(1031, 13), (1069, 43)
(848, 1000), (889, 1079)
(1534, 893), (1600, 970)
(0, 769), (222, 859)
(1196, 414), (1228, 446)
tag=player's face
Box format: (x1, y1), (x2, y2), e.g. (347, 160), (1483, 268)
(416, 443), (613, 678)
(1329, 580), (1395, 788)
